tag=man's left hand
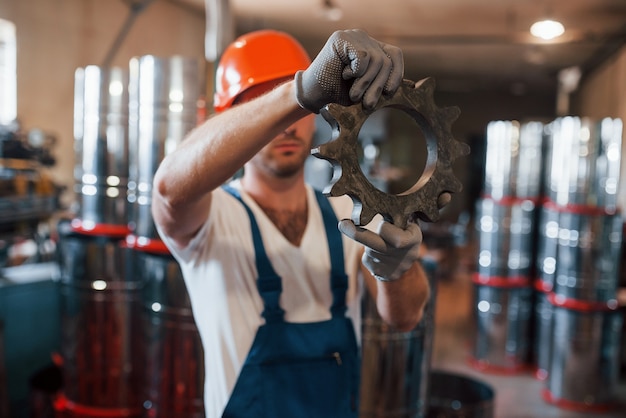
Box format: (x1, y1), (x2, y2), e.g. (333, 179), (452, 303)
(338, 219), (422, 282)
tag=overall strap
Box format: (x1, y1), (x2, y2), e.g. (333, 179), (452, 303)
(223, 186), (285, 322)
(314, 190), (349, 317)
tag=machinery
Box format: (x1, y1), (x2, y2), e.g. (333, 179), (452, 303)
(0, 125), (64, 418)
(0, 126), (63, 267)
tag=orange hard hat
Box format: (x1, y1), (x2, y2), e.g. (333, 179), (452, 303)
(213, 29), (311, 112)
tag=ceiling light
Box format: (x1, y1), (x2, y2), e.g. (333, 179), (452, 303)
(530, 19), (565, 40)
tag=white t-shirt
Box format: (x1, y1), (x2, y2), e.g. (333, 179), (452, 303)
(160, 183), (364, 418)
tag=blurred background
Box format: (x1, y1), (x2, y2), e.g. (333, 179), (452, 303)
(0, 1), (625, 417)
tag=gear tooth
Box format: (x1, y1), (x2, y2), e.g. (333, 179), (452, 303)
(312, 143), (326, 156)
(450, 176), (464, 193)
(421, 77), (437, 97)
(459, 141), (471, 157)
(401, 79), (414, 89)
(329, 176), (350, 197)
(447, 139), (470, 161)
(445, 106), (461, 122)
(317, 135), (347, 161)
(413, 77), (434, 92)
(357, 205), (377, 226)
(420, 208), (439, 222)
(325, 103), (344, 120)
(439, 169), (463, 194)
(316, 142), (334, 160)
(320, 107), (339, 131)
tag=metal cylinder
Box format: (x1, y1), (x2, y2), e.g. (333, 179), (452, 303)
(618, 294), (626, 382)
(546, 117), (622, 210)
(535, 205), (559, 290)
(359, 258), (437, 418)
(471, 284), (533, 373)
(137, 249), (204, 418)
(56, 221), (143, 417)
(73, 66), (130, 228)
(544, 294), (623, 412)
(483, 120), (544, 201)
(475, 197), (536, 280)
(426, 371), (494, 418)
(553, 209), (622, 302)
(532, 287), (552, 380)
(127, 55), (200, 240)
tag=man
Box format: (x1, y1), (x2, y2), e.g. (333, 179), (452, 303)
(152, 28), (430, 418)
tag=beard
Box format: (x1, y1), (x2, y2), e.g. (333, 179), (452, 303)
(249, 132), (312, 179)
(251, 147), (309, 178)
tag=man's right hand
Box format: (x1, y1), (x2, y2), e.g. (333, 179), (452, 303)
(294, 29), (404, 113)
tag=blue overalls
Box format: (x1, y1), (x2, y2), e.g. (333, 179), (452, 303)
(222, 186), (360, 418)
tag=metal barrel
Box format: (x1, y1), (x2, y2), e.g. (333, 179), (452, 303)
(534, 205), (559, 291)
(483, 120), (544, 201)
(532, 285), (552, 380)
(134, 248), (204, 418)
(127, 55), (200, 240)
(544, 294), (623, 412)
(618, 294), (626, 382)
(545, 117), (622, 209)
(552, 208), (622, 302)
(470, 283), (533, 373)
(359, 258), (437, 418)
(426, 371), (494, 418)
(617, 230), (626, 381)
(55, 221), (143, 417)
(593, 118), (622, 210)
(475, 197), (536, 281)
(73, 66), (130, 229)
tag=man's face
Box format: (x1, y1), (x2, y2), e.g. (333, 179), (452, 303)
(248, 115), (315, 178)
(235, 78), (316, 179)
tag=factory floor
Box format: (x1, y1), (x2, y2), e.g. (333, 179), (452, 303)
(429, 245), (626, 418)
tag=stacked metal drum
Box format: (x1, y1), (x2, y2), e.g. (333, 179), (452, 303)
(57, 65), (144, 417)
(359, 258), (438, 418)
(124, 55), (205, 418)
(539, 116), (623, 412)
(472, 120), (544, 373)
(58, 56), (204, 418)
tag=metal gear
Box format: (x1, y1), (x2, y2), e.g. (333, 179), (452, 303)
(312, 77), (470, 228)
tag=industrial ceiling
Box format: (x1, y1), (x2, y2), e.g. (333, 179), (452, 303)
(173, 0), (626, 97)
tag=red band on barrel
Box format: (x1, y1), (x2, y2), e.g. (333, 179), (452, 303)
(472, 273), (530, 288)
(71, 219), (130, 238)
(547, 292), (618, 312)
(54, 393), (142, 417)
(467, 356), (530, 375)
(480, 194), (540, 206)
(533, 279), (553, 293)
(542, 198), (619, 217)
(542, 389), (614, 413)
(124, 234), (171, 255)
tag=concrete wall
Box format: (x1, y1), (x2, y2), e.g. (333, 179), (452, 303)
(0, 0), (206, 207)
(572, 44), (626, 211)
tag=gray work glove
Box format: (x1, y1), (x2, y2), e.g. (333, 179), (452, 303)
(294, 29), (404, 113)
(338, 219), (422, 282)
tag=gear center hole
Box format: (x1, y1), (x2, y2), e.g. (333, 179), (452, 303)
(357, 107), (430, 195)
